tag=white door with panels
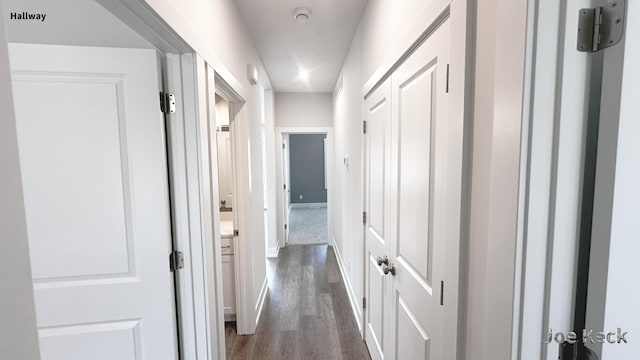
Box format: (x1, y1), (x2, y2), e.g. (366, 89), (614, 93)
(10, 44), (179, 360)
(364, 18), (460, 360)
(364, 78), (392, 360)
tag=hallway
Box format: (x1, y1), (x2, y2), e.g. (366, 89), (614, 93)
(225, 244), (370, 360)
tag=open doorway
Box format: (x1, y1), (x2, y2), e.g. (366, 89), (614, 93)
(276, 128), (333, 250)
(214, 94), (238, 325)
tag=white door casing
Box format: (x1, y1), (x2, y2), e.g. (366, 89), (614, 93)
(364, 78), (392, 360)
(10, 43), (178, 360)
(388, 20), (452, 360)
(282, 134), (291, 244)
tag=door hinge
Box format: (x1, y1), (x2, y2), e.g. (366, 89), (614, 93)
(234, 229), (240, 236)
(282, 143), (285, 149)
(284, 224), (288, 230)
(160, 92), (176, 114)
(440, 280), (444, 306)
(284, 184), (287, 190)
(577, 0), (625, 53)
(363, 120), (367, 134)
(363, 297), (367, 309)
(169, 250), (184, 272)
(363, 211), (367, 225)
(445, 64), (450, 93)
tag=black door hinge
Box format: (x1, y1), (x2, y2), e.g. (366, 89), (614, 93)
(363, 121), (367, 134)
(363, 211), (367, 225)
(169, 250), (184, 272)
(363, 297), (367, 309)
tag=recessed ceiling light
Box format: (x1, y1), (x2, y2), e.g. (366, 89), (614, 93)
(293, 7), (311, 22)
(299, 70), (309, 80)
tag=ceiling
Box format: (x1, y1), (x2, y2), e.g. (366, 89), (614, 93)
(235, 0), (367, 93)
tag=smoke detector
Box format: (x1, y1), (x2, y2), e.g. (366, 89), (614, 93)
(293, 7), (311, 22)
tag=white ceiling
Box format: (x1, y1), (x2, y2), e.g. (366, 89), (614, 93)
(235, 0), (367, 92)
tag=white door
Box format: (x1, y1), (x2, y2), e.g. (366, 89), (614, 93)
(10, 43), (178, 360)
(364, 78), (392, 360)
(388, 20), (453, 360)
(282, 134), (291, 243)
(363, 19), (459, 360)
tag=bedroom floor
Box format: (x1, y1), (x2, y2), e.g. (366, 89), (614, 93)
(287, 206), (327, 245)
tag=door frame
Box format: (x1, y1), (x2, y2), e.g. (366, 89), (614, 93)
(96, 1), (234, 358)
(280, 133), (291, 250)
(275, 127), (334, 251)
(212, 71), (256, 337)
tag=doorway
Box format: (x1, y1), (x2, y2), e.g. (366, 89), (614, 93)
(287, 134), (328, 245)
(276, 128), (334, 251)
(214, 94), (238, 324)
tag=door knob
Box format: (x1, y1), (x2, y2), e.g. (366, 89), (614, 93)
(383, 263), (396, 276)
(377, 256), (389, 266)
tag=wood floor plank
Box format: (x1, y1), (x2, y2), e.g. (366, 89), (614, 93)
(225, 244), (371, 360)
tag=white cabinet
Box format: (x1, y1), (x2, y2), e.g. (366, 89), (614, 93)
(220, 221), (236, 321)
(221, 252), (235, 320)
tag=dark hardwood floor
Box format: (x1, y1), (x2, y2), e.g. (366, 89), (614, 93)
(225, 244), (371, 360)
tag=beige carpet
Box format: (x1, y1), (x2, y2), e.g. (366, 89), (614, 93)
(287, 206), (327, 244)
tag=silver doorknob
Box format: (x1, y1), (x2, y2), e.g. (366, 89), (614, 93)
(383, 263), (396, 276)
(377, 256), (389, 266)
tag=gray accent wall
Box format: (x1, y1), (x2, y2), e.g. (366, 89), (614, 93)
(289, 134), (327, 204)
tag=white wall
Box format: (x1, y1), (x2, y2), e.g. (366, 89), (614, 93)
(357, 0), (435, 81)
(274, 92), (333, 128)
(331, 25), (365, 329)
(264, 90), (278, 257)
(0, 5), (41, 358)
(2, 0), (153, 48)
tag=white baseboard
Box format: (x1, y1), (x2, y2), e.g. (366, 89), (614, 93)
(266, 244), (280, 258)
(254, 278), (269, 327)
(290, 202), (327, 209)
(329, 239), (363, 336)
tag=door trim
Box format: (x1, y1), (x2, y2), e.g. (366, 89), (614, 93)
(213, 70), (255, 336)
(96, 2), (225, 359)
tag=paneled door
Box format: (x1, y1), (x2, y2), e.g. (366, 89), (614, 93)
(10, 44), (179, 360)
(363, 17), (460, 360)
(364, 78), (392, 360)
(388, 19), (454, 360)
